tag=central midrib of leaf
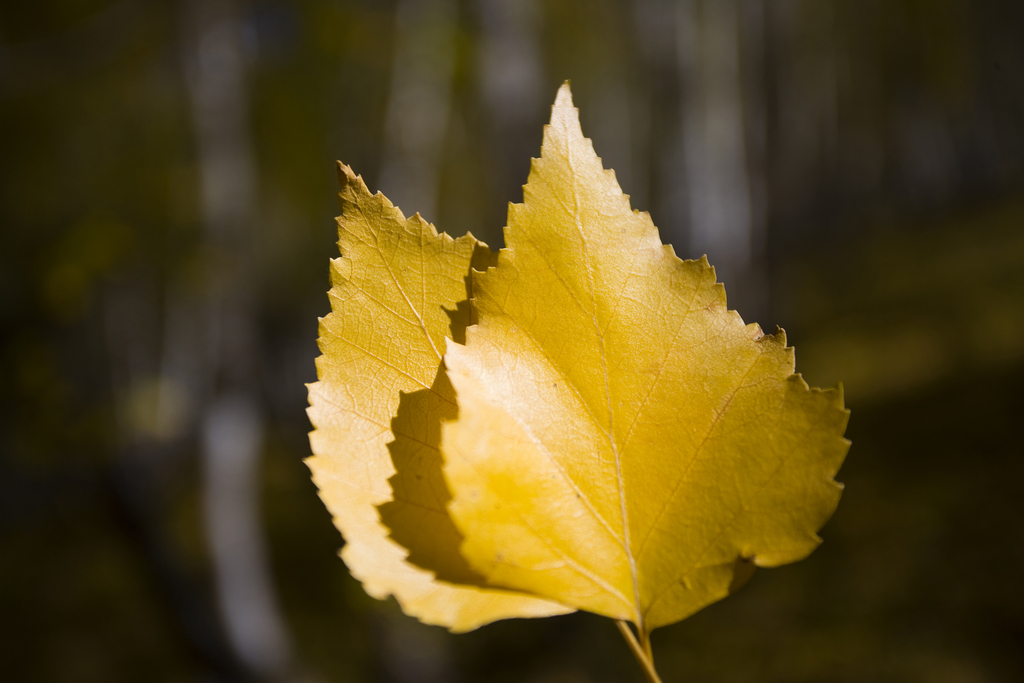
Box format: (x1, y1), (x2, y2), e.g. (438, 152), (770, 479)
(563, 130), (642, 627)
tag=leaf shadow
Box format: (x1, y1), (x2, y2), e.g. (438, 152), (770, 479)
(446, 240), (498, 345)
(378, 367), (485, 585)
(377, 240), (498, 585)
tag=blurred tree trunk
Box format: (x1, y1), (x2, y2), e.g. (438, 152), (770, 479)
(378, 0), (458, 224)
(676, 0), (768, 321)
(181, 0), (293, 679)
(477, 0), (544, 242)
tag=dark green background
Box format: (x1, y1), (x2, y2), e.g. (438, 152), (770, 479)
(2, 1), (1023, 681)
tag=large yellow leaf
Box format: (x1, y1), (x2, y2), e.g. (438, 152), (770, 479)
(440, 84), (850, 635)
(306, 164), (570, 632)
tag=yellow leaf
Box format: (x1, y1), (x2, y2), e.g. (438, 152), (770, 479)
(306, 164), (571, 632)
(440, 84), (850, 635)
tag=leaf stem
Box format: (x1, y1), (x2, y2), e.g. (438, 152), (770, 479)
(616, 620), (663, 683)
(641, 627), (655, 663)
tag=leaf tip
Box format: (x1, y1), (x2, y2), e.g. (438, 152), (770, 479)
(550, 82), (581, 133)
(336, 161), (358, 188)
(555, 80), (573, 107)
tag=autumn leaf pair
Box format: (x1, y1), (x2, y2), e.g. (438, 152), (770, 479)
(306, 84), (849, 651)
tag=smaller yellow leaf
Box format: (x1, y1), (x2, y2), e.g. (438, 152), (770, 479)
(307, 164), (570, 632)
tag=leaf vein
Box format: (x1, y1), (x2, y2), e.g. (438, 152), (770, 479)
(635, 339), (767, 560)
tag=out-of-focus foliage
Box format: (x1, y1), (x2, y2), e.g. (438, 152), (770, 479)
(2, 0), (1024, 681)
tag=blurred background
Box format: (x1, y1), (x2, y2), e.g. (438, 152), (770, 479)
(2, 0), (1023, 681)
